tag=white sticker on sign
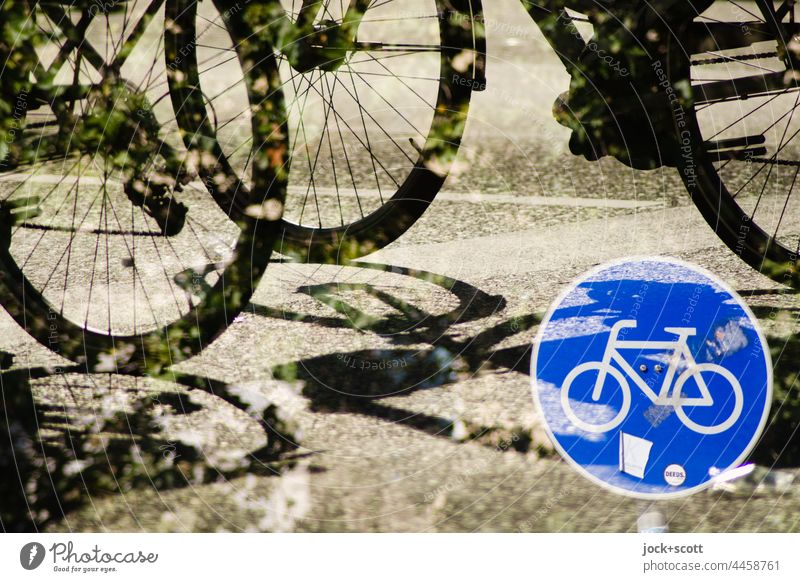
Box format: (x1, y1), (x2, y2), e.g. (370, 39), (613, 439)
(619, 432), (653, 479)
(664, 464), (687, 486)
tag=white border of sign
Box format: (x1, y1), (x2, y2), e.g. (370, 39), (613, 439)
(530, 256), (774, 500)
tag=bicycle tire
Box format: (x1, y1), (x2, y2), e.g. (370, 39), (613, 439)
(560, 361), (631, 433)
(674, 363), (744, 435)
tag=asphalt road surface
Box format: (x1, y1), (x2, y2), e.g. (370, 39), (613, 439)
(2, 0), (800, 532)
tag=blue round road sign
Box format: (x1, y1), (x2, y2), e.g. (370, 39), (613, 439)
(531, 257), (772, 498)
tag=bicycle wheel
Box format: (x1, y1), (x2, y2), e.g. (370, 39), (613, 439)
(674, 1), (800, 285)
(674, 364), (743, 435)
(0, 0), (287, 372)
(182, 0), (485, 263)
(559, 361), (631, 433)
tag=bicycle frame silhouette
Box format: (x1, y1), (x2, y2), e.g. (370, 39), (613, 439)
(561, 320), (743, 436)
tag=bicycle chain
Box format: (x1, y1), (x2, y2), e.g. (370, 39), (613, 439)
(691, 52), (779, 66)
(748, 157), (800, 167)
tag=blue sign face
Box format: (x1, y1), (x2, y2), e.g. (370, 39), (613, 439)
(531, 257), (772, 498)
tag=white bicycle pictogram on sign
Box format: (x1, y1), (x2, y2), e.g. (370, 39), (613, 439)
(561, 320), (743, 435)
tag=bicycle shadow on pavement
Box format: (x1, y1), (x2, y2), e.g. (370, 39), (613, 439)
(258, 265), (800, 469)
(253, 262), (541, 450)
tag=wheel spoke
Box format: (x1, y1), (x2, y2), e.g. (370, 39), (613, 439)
(688, 2), (800, 274)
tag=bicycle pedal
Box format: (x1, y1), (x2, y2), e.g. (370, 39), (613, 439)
(124, 180), (187, 236)
(145, 199), (187, 237)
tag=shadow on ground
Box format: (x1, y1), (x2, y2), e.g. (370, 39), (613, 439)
(266, 267), (800, 468)
(3, 261), (800, 532)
